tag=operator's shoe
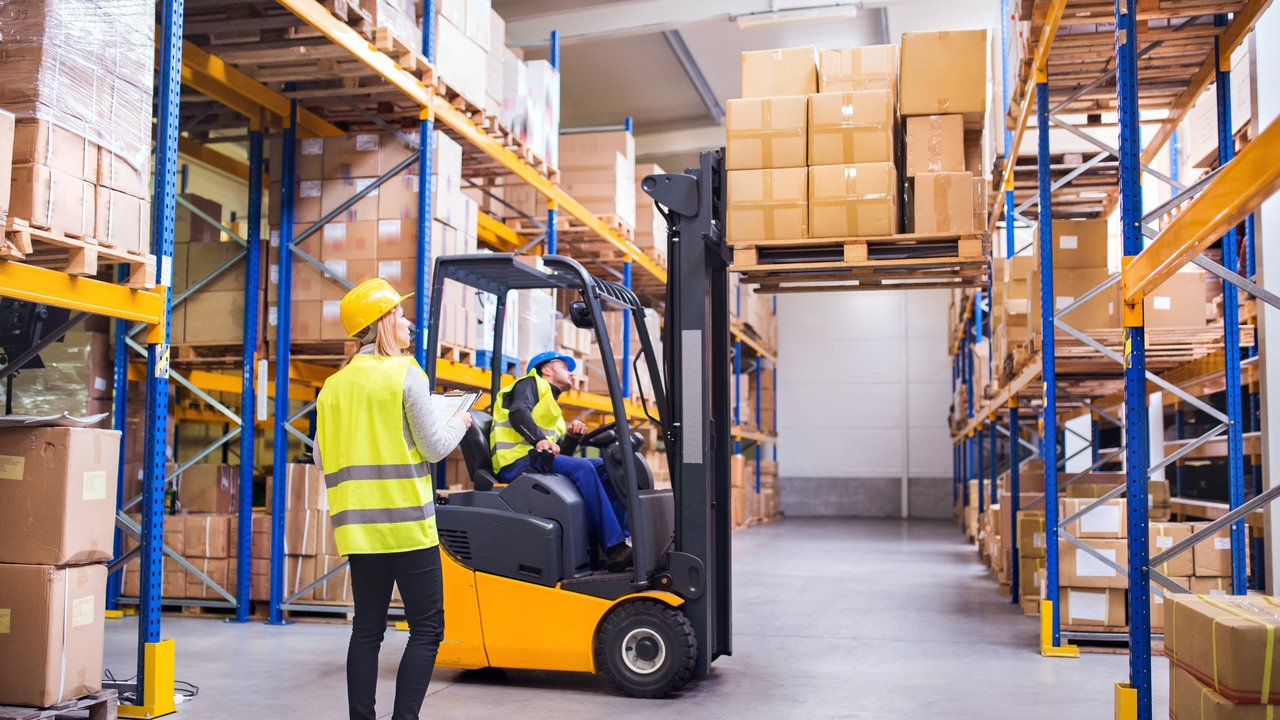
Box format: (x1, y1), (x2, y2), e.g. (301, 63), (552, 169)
(605, 543), (633, 572)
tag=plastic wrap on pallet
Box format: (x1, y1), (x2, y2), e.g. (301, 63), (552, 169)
(0, 0), (155, 179)
(0, 330), (113, 422)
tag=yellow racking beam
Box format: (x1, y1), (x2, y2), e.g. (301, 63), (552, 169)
(0, 262), (165, 325)
(1123, 115), (1280, 304)
(550, 188), (668, 283)
(477, 212), (524, 252)
(729, 322), (776, 361)
(180, 40), (342, 138)
(731, 426), (776, 443)
(988, 0), (1069, 234)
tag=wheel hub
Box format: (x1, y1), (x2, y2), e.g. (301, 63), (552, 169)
(621, 628), (666, 675)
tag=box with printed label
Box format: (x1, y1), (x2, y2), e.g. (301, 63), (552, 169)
(1190, 521), (1239, 577)
(1060, 497), (1126, 539)
(818, 45), (897, 95)
(0, 426), (120, 565)
(1059, 538), (1127, 589)
(809, 163), (897, 238)
(323, 133), (384, 179)
(1060, 587), (1126, 627)
(321, 178), (381, 223)
(740, 47), (818, 98)
(899, 30), (990, 128)
(0, 563), (106, 707)
(1029, 266), (1118, 331)
(905, 115), (965, 177)
(808, 90), (894, 166)
(727, 168), (808, 242)
(1145, 268), (1209, 329)
(1048, 218), (1109, 269)
(1166, 594), (1280, 705)
(725, 96), (807, 170)
(1017, 510), (1046, 558)
(912, 172), (974, 234)
(1149, 522), (1194, 578)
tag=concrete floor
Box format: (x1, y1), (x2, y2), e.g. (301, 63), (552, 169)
(104, 518), (1169, 719)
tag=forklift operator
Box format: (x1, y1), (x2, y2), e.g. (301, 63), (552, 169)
(491, 351), (633, 572)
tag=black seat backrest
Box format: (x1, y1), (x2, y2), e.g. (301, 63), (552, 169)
(459, 410), (500, 491)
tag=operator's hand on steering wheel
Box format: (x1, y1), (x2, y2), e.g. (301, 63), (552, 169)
(568, 420), (589, 436)
(536, 438), (560, 455)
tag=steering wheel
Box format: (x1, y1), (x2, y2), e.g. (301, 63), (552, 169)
(577, 421), (617, 448)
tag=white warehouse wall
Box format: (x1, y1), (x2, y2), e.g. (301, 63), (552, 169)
(775, 290), (954, 518)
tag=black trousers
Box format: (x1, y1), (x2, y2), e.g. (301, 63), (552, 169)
(347, 545), (445, 720)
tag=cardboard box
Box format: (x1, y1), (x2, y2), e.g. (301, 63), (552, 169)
(1166, 594), (1280, 705)
(270, 463), (325, 511)
(818, 45), (897, 95)
(809, 162), (897, 238)
(184, 558), (231, 600)
(98, 147), (149, 199)
(251, 513), (272, 560)
(1060, 587), (1126, 627)
(726, 168), (808, 242)
(1190, 521), (1236, 577)
(316, 511), (338, 557)
(1029, 266), (1118, 330)
(1150, 522), (1194, 578)
(899, 30), (990, 128)
(9, 164), (95, 237)
(437, 17), (488, 109)
(0, 426), (120, 565)
(972, 176), (988, 231)
(912, 172), (974, 234)
(1150, 579), (1189, 630)
(1017, 510), (1046, 558)
(95, 186), (149, 253)
(182, 290), (244, 344)
(320, 220), (379, 261)
(1169, 662), (1279, 720)
(1019, 555), (1045, 597)
(314, 555), (351, 602)
(1048, 219), (1109, 269)
(1188, 576), (1232, 596)
(725, 96), (807, 170)
(185, 239), (246, 293)
(0, 109), (13, 220)
(177, 464), (237, 514)
(808, 90), (894, 165)
(284, 556), (318, 601)
(284, 509), (319, 556)
(0, 563), (106, 707)
(740, 47), (818, 98)
(323, 133), (384, 179)
(12, 120), (97, 180)
(1146, 269), (1209, 329)
(183, 514), (231, 559)
(1060, 497), (1126, 539)
(905, 115), (965, 176)
(559, 130), (634, 169)
(1059, 538), (1127, 589)
(322, 178), (380, 223)
(378, 172), (419, 221)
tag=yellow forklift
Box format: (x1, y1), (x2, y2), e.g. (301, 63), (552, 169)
(422, 150), (732, 697)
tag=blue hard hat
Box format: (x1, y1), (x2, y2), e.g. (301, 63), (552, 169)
(527, 351), (577, 375)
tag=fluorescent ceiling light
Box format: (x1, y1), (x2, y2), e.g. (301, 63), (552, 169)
(734, 4), (858, 28)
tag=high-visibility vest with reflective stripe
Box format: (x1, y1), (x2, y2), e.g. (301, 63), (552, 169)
(490, 369), (567, 474)
(315, 353), (437, 555)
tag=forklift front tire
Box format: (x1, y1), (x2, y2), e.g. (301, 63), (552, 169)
(595, 599), (696, 698)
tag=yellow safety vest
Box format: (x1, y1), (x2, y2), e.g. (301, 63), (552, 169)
(315, 353), (437, 555)
(490, 369), (567, 474)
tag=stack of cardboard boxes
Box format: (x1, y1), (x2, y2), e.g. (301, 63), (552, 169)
(0, 425), (120, 708)
(725, 32), (990, 244)
(502, 130), (635, 234)
(634, 163), (669, 268)
(1166, 593), (1280, 717)
(0, 0), (154, 253)
(0, 325), (114, 420)
(730, 455), (780, 528)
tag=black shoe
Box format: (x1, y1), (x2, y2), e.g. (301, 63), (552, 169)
(605, 543), (633, 572)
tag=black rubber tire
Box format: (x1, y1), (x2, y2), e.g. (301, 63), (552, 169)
(594, 600), (697, 698)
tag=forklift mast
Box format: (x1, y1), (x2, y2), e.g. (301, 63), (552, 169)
(642, 149), (733, 673)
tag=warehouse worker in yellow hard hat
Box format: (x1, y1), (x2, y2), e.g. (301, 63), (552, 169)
(491, 351), (632, 571)
(314, 278), (471, 720)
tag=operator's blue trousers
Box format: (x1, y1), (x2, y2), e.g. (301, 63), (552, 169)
(499, 455), (628, 549)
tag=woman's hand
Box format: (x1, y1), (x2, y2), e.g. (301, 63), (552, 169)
(455, 412), (473, 429)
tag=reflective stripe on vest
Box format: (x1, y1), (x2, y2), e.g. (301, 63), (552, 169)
(490, 369), (568, 474)
(315, 353), (438, 555)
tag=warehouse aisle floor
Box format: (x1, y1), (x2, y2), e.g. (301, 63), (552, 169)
(104, 518), (1168, 718)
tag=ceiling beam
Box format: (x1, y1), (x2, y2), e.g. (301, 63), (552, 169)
(663, 30), (724, 124)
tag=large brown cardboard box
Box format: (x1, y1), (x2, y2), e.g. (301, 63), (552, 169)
(269, 463), (325, 512)
(1060, 587), (1125, 627)
(1190, 522), (1236, 577)
(1049, 219), (1109, 269)
(740, 47), (818, 98)
(905, 115), (965, 176)
(284, 556), (318, 600)
(912, 172), (974, 234)
(726, 168), (807, 242)
(184, 558), (231, 600)
(899, 30), (990, 128)
(183, 514), (231, 559)
(1150, 579), (1189, 630)
(378, 172), (419, 221)
(808, 90), (894, 165)
(1019, 555), (1045, 597)
(1169, 661), (1279, 720)
(321, 220), (379, 261)
(809, 162), (897, 238)
(250, 513), (272, 560)
(1059, 538), (1127, 589)
(284, 509), (319, 556)
(972, 176), (988, 231)
(94, 186), (149, 254)
(9, 164), (95, 237)
(0, 563), (106, 707)
(323, 133), (385, 179)
(1029, 265), (1118, 330)
(1166, 594), (1280, 705)
(818, 45), (897, 95)
(316, 510), (338, 557)
(1150, 522), (1194, 578)
(1145, 269), (1209, 329)
(725, 96), (807, 170)
(320, 178), (381, 223)
(0, 427), (120, 565)
(97, 147), (149, 199)
(0, 109), (13, 220)
(315, 555), (352, 603)
(185, 239), (246, 293)
(12, 120), (97, 180)
(1060, 497), (1126, 539)
(177, 464), (237, 514)
(1017, 510), (1046, 558)
(559, 130), (635, 169)
(1188, 576), (1232, 596)
(182, 290), (244, 344)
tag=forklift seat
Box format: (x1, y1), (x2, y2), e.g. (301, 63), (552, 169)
(459, 410), (501, 491)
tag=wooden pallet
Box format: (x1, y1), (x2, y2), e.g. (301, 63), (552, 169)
(0, 689), (118, 720)
(731, 231), (988, 265)
(439, 341), (474, 366)
(323, 0), (373, 40)
(1, 218), (156, 288)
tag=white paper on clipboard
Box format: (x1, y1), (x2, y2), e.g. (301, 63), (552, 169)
(438, 391), (481, 418)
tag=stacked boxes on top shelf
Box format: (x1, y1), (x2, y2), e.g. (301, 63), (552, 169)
(501, 130), (635, 236)
(0, 425), (121, 707)
(0, 0), (154, 254)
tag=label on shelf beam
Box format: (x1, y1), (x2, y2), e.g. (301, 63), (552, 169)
(161, 255), (173, 288)
(257, 359), (269, 422)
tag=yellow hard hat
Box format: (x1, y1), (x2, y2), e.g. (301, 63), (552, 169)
(339, 278), (413, 337)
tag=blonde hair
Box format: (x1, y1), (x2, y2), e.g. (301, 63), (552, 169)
(347, 310), (404, 364)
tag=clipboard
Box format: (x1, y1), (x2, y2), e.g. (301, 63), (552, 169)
(439, 390), (481, 417)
